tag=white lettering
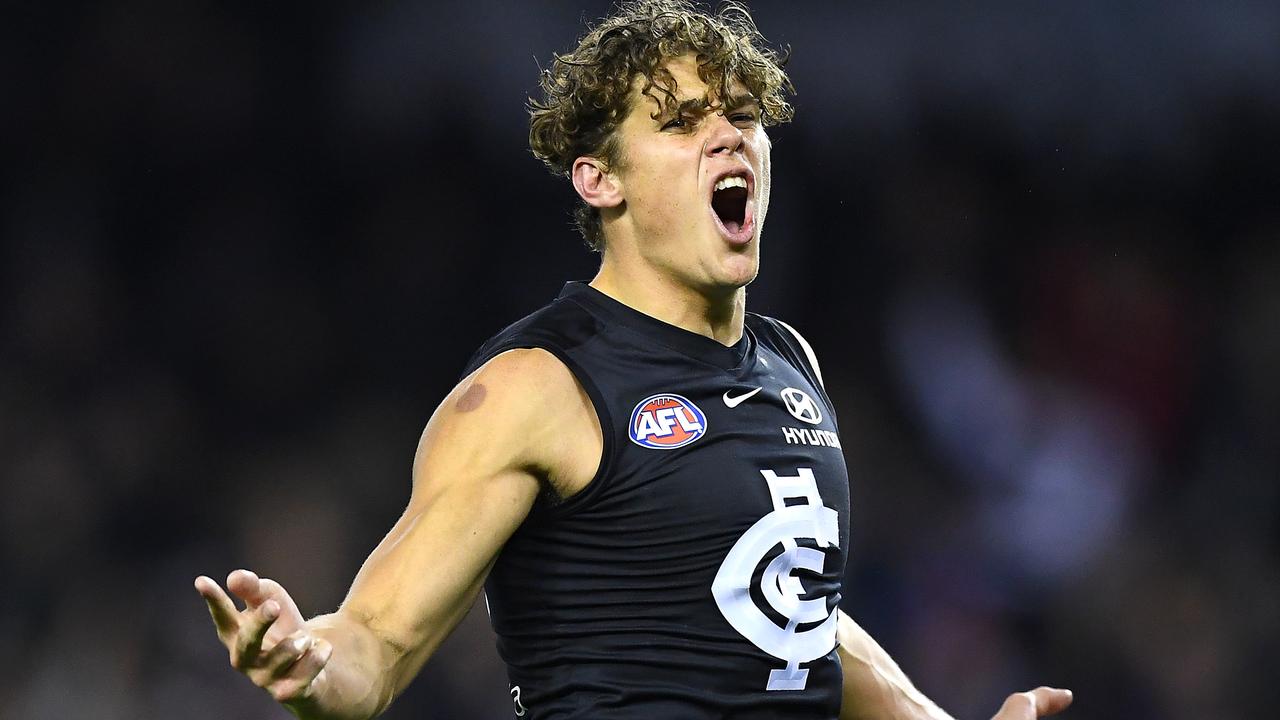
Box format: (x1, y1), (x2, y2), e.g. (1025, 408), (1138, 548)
(779, 427), (842, 449)
(674, 406), (704, 433)
(635, 411), (663, 440)
(637, 407), (705, 440)
(655, 407), (680, 435)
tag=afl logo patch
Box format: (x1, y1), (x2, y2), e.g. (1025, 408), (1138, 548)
(629, 394), (707, 449)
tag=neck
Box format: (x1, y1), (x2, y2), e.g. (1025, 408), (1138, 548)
(589, 257), (746, 347)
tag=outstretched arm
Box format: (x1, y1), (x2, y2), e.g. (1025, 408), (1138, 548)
(836, 609), (953, 720)
(195, 348), (599, 720)
(836, 610), (1072, 720)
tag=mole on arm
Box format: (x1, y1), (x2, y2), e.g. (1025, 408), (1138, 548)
(455, 382), (487, 413)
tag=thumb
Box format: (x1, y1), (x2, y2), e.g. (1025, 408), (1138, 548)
(1018, 687), (1073, 717)
(994, 687), (1073, 719)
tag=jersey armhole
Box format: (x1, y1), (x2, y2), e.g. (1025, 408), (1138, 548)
(774, 318), (825, 388)
(471, 341), (616, 519)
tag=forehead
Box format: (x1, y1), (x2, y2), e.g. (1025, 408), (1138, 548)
(626, 54), (751, 118)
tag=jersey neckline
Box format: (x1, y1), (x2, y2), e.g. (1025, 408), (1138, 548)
(559, 281), (754, 371)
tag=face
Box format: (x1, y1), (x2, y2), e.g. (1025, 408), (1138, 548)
(607, 54), (772, 295)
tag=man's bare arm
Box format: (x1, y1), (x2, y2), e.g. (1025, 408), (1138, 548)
(836, 609), (1072, 720)
(836, 609), (952, 720)
(195, 348), (600, 720)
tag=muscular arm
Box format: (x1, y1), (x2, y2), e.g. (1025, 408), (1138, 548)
(836, 609), (952, 720)
(196, 348), (600, 720)
(835, 611), (1073, 720)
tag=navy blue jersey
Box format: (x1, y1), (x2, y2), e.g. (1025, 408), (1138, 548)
(461, 282), (849, 719)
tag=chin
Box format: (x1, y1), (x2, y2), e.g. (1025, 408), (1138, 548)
(714, 254), (759, 290)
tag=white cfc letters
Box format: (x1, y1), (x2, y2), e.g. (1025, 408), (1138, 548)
(712, 468), (840, 691)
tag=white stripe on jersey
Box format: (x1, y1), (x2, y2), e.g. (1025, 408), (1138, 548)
(775, 319), (824, 389)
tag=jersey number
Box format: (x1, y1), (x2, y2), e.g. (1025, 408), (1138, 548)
(510, 685), (526, 717)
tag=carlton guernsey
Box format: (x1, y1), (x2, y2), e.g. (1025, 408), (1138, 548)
(461, 282), (851, 719)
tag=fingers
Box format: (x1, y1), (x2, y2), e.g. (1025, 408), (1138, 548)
(267, 638), (333, 704)
(227, 568), (264, 605)
(197, 569), (327, 706)
(195, 571), (279, 652)
(232, 598), (281, 669)
(258, 577), (305, 627)
(1027, 687), (1073, 716)
(223, 570), (305, 637)
(194, 576), (240, 640)
(995, 687), (1073, 719)
(253, 633), (313, 683)
(259, 576), (288, 601)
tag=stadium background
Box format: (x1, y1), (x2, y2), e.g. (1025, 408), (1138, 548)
(3, 1), (1278, 718)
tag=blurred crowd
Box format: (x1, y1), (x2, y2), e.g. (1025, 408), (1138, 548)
(2, 2), (1277, 719)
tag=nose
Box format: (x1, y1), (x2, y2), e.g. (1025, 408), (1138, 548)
(704, 113), (745, 157)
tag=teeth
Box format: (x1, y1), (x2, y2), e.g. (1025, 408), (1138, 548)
(714, 175), (748, 192)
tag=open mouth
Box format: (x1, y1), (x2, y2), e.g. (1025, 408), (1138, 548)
(710, 173), (753, 242)
(712, 185), (748, 233)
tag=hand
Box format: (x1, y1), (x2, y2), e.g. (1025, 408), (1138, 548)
(990, 687), (1073, 719)
(195, 569), (333, 705)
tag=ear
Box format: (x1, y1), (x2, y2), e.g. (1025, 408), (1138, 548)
(571, 156), (623, 210)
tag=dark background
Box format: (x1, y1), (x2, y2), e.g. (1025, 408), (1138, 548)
(3, 1), (1278, 718)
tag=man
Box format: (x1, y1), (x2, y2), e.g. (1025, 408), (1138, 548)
(195, 2), (1073, 718)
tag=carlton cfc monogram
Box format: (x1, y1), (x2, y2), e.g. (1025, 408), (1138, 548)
(712, 467), (841, 691)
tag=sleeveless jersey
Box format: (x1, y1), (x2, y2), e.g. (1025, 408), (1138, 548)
(461, 282), (850, 719)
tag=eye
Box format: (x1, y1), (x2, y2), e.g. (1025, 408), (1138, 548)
(730, 111), (759, 125)
(661, 115), (689, 131)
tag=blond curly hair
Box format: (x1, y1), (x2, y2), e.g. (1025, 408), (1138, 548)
(529, 0), (794, 250)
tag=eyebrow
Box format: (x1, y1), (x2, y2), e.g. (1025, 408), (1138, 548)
(664, 93), (761, 120)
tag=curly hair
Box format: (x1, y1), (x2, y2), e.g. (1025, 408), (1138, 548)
(529, 0), (794, 251)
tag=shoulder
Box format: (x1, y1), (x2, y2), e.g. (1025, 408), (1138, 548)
(442, 285), (610, 499)
(424, 347), (601, 499)
(462, 347), (584, 409)
(444, 347), (594, 457)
